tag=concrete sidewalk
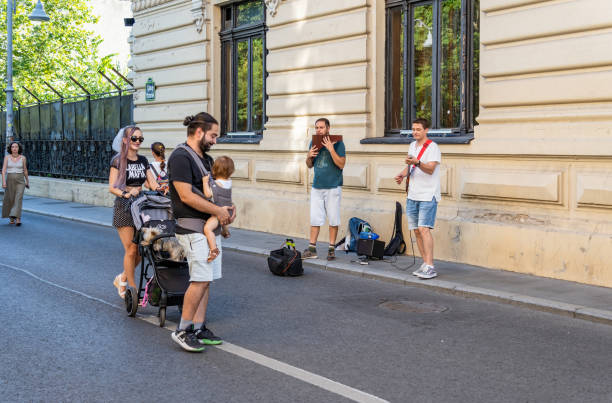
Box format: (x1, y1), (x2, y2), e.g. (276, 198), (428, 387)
(11, 194), (612, 325)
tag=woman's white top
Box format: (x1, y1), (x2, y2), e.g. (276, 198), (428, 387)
(149, 161), (166, 178)
(6, 156), (24, 174)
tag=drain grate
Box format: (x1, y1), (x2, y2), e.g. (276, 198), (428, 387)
(379, 300), (448, 313)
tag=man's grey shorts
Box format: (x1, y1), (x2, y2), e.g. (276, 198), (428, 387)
(176, 233), (222, 282)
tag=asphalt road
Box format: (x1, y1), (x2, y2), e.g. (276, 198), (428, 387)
(1, 213), (612, 403)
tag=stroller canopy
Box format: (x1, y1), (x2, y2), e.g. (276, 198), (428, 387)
(130, 192), (173, 231)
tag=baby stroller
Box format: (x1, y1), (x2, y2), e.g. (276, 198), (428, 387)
(123, 191), (190, 327)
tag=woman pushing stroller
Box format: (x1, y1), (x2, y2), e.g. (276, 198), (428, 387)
(109, 126), (162, 298)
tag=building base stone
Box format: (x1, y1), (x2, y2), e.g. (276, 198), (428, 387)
(26, 177), (115, 208)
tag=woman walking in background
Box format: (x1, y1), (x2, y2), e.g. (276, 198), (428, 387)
(2, 142), (29, 226)
(109, 126), (160, 298)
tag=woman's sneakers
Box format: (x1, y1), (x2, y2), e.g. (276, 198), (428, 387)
(172, 325), (205, 352)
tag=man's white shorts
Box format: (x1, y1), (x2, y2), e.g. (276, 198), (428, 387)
(175, 233), (222, 282)
(310, 187), (342, 227)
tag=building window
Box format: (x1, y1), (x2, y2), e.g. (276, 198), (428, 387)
(385, 0), (479, 136)
(220, 0), (267, 136)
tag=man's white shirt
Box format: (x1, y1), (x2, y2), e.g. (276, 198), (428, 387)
(407, 140), (441, 202)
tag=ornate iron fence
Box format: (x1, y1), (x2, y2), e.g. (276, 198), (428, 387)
(1, 92), (133, 181)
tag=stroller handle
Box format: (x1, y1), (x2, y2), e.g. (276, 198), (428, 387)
(143, 190), (169, 198)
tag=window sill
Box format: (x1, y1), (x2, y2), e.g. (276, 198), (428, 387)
(360, 133), (474, 145)
(217, 134), (263, 144)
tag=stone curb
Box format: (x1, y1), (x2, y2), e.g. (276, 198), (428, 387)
(313, 259), (612, 325)
(22, 206), (612, 326)
(23, 207), (111, 228)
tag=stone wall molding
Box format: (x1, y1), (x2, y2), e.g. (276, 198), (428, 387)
(265, 0), (284, 17)
(255, 160), (302, 184)
(190, 0), (208, 33)
(132, 0), (175, 13)
(576, 171), (612, 209)
(231, 159), (251, 180)
(310, 163), (370, 190)
(461, 168), (564, 205)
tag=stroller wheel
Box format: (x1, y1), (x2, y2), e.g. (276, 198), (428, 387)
(125, 287), (138, 317)
(159, 307), (166, 327)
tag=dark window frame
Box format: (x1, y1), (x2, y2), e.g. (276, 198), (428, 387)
(219, 0), (267, 141)
(380, 0), (478, 143)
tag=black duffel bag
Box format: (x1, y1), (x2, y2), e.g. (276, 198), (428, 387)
(268, 239), (303, 277)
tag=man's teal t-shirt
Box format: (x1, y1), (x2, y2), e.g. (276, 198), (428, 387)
(310, 140), (346, 189)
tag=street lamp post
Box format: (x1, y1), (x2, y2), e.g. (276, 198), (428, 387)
(6, 0), (15, 150)
(5, 0), (49, 152)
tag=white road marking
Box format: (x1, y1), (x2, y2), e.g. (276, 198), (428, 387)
(0, 262), (123, 310)
(1, 262), (389, 403)
(214, 342), (389, 403)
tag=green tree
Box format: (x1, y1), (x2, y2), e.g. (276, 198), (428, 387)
(0, 0), (118, 106)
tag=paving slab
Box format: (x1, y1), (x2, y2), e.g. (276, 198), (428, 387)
(10, 193), (612, 325)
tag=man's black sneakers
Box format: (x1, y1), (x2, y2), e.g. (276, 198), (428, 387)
(172, 325), (205, 352)
(195, 324), (223, 345)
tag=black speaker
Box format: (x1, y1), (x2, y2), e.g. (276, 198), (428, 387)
(357, 239), (385, 259)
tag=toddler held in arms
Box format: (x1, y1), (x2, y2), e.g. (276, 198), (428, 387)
(203, 156), (235, 262)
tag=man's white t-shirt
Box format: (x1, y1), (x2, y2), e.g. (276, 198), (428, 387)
(407, 140), (441, 202)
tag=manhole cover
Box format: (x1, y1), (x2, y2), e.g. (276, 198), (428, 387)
(379, 300), (448, 313)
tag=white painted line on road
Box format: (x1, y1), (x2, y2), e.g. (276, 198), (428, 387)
(1, 262), (389, 403)
(215, 342), (389, 403)
(139, 314), (388, 403)
(0, 262), (123, 310)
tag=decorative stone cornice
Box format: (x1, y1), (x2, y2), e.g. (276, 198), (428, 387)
(190, 0), (208, 33)
(264, 0), (284, 17)
(131, 0), (175, 12)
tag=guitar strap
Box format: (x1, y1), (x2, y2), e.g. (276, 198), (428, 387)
(405, 139), (432, 194)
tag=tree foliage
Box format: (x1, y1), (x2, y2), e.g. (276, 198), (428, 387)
(0, 0), (119, 106)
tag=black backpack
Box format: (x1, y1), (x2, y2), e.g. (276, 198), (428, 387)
(268, 239), (304, 277)
(384, 202), (407, 256)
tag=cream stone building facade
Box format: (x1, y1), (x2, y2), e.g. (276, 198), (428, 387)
(125, 0), (612, 288)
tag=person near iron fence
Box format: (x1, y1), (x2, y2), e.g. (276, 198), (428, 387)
(2, 141), (29, 226)
(108, 126), (161, 299)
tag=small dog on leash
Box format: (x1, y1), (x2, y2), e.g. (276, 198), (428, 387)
(140, 227), (186, 262)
